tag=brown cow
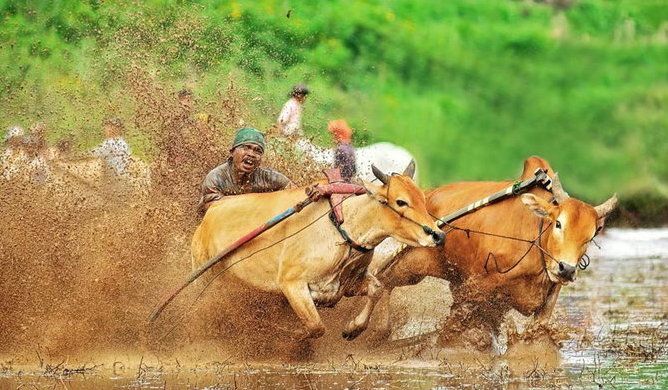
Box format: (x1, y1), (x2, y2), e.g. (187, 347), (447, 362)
(350, 156), (617, 348)
(191, 163), (444, 340)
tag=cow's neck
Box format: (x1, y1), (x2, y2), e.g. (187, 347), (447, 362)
(533, 221), (556, 288)
(338, 194), (389, 249)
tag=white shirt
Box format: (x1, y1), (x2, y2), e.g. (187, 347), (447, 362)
(277, 97), (303, 137)
(1, 148), (27, 180)
(91, 137), (131, 175)
(1, 148), (50, 183)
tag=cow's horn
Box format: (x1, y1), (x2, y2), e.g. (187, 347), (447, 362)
(371, 164), (389, 184)
(402, 159), (416, 179)
(552, 173), (570, 203)
(595, 194), (618, 218)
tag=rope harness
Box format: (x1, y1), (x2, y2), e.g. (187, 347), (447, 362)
(323, 169), (441, 254)
(437, 217), (593, 275)
(426, 168), (594, 276)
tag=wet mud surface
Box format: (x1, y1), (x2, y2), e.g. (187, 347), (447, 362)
(1, 75), (666, 387)
(0, 225), (666, 389)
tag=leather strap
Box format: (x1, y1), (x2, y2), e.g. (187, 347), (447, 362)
(323, 168), (347, 223)
(328, 212), (373, 253)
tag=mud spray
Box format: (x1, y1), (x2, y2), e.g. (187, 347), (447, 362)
(2, 63), (662, 390)
(0, 63), (414, 368)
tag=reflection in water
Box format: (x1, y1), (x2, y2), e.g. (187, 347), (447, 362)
(1, 229), (666, 389)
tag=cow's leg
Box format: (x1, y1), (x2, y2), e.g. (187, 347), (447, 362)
(459, 300), (509, 353)
(438, 274), (505, 346)
(342, 272), (383, 340)
(372, 289), (393, 340)
(528, 284), (562, 330)
(279, 281), (326, 340)
(370, 247), (446, 340)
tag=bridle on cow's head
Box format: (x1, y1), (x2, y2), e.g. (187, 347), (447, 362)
(330, 174), (442, 253)
(433, 214), (559, 277)
(370, 173), (442, 240)
(438, 208), (594, 279)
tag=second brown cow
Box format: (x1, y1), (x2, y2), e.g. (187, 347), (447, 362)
(346, 156), (618, 349)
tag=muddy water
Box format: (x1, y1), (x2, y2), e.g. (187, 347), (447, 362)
(557, 228), (668, 388)
(1, 228), (666, 388)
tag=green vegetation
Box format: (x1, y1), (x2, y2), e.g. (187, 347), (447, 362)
(1, 0), (667, 216)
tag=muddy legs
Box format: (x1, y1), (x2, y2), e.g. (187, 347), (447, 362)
(279, 281), (326, 340)
(342, 273), (383, 340)
(437, 275), (505, 350)
(527, 284), (561, 331)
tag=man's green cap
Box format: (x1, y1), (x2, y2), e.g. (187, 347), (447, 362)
(231, 127), (265, 152)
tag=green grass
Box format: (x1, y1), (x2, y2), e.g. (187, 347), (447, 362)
(0, 0), (666, 207)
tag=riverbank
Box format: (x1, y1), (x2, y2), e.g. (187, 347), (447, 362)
(609, 191), (668, 227)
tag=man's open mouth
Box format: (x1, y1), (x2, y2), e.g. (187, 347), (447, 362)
(241, 158), (256, 170)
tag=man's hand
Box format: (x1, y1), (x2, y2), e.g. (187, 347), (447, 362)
(305, 184), (325, 202)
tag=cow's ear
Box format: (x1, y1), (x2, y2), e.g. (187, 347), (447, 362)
(521, 193), (552, 218)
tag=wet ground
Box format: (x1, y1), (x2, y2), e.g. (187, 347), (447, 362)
(1, 228), (666, 389)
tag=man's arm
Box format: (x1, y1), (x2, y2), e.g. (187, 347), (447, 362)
(197, 167), (229, 215)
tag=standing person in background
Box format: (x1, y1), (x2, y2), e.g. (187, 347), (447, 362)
(23, 122), (51, 184)
(277, 84), (309, 138)
(327, 119), (356, 182)
(92, 117), (132, 176)
(1, 126), (28, 180)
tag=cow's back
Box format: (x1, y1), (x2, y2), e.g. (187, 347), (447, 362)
(427, 179), (553, 280)
(191, 188), (346, 292)
(191, 189), (303, 288)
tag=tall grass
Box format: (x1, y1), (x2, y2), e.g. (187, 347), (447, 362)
(0, 0), (666, 203)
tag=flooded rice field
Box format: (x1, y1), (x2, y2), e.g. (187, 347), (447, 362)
(0, 227), (666, 389)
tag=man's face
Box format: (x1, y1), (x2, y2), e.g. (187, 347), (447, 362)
(231, 143), (263, 174)
(295, 93), (307, 103)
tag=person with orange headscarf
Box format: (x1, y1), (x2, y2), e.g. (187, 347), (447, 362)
(327, 119), (356, 181)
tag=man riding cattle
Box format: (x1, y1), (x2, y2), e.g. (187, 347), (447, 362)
(197, 127), (292, 215)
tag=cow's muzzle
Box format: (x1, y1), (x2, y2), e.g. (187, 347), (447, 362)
(557, 261), (577, 282)
(422, 225), (445, 246)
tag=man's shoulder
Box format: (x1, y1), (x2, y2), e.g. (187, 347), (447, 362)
(208, 161), (231, 176)
(255, 166), (290, 185)
(256, 166), (286, 177)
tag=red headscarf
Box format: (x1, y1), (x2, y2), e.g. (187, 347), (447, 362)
(327, 119), (353, 143)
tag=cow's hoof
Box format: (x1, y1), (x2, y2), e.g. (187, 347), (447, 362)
(368, 327), (392, 345)
(342, 329), (361, 341)
(293, 325), (326, 341)
(342, 325), (364, 341)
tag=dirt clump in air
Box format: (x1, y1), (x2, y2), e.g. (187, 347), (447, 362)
(0, 65), (330, 364)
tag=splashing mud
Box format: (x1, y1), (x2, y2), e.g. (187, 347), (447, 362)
(0, 66), (327, 362)
(1, 66), (666, 390)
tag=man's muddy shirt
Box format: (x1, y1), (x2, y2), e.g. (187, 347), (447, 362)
(198, 161), (290, 214)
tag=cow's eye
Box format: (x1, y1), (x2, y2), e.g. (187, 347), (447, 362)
(555, 220), (562, 229)
(396, 199), (408, 207)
